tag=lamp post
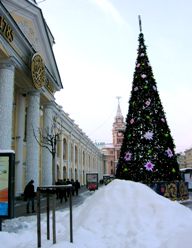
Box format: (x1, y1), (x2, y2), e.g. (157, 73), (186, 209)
(52, 134), (57, 185)
(51, 123), (60, 185)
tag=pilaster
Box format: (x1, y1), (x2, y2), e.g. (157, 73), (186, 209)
(0, 59), (15, 149)
(67, 140), (71, 178)
(15, 94), (25, 195)
(59, 133), (64, 179)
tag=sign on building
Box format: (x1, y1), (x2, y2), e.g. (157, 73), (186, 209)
(86, 173), (98, 191)
(0, 150), (15, 218)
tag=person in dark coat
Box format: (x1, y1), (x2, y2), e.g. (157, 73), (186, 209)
(59, 179), (68, 203)
(24, 179), (35, 213)
(74, 180), (80, 196)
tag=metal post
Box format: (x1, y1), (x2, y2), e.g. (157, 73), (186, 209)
(46, 189), (50, 240)
(0, 219), (2, 231)
(37, 189), (41, 248)
(52, 191), (56, 244)
(69, 187), (73, 243)
(52, 155), (56, 185)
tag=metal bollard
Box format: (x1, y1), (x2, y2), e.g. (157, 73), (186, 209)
(37, 186), (73, 247)
(69, 187), (73, 242)
(37, 189), (41, 248)
(52, 191), (56, 244)
(46, 189), (50, 240)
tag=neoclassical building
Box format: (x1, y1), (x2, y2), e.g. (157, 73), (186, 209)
(0, 0), (104, 195)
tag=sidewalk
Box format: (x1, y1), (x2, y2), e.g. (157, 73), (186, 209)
(14, 186), (89, 218)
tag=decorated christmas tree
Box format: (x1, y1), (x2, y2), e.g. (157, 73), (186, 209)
(116, 17), (181, 184)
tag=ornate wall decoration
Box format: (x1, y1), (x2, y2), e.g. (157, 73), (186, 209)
(31, 53), (45, 89)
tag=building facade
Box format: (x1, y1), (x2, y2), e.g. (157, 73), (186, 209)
(0, 0), (104, 195)
(177, 148), (192, 169)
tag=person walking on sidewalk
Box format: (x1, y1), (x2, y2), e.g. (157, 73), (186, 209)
(74, 179), (80, 196)
(24, 179), (35, 213)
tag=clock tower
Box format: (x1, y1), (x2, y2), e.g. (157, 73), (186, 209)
(112, 97), (125, 170)
(97, 97), (125, 176)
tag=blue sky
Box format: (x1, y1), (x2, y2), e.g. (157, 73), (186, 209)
(40, 0), (192, 153)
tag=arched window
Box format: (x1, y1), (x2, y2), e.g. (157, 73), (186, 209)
(63, 138), (67, 160)
(75, 168), (77, 180)
(63, 166), (67, 179)
(89, 155), (91, 171)
(57, 138), (60, 156)
(71, 144), (73, 162)
(70, 168), (73, 179)
(83, 151), (85, 166)
(75, 146), (78, 165)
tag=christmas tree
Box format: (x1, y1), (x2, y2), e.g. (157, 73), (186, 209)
(116, 17), (181, 184)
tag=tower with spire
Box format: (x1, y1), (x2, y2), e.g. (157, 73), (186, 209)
(112, 97), (126, 170)
(97, 98), (125, 176)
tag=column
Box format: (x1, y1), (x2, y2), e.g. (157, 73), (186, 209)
(26, 91), (40, 190)
(42, 102), (54, 186)
(0, 59), (15, 149)
(67, 140), (71, 178)
(73, 142), (75, 179)
(60, 133), (64, 179)
(15, 94), (25, 195)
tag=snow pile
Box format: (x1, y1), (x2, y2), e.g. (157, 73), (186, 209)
(1, 179), (192, 248)
(73, 179), (192, 248)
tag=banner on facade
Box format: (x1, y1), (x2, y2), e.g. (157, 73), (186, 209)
(0, 151), (15, 218)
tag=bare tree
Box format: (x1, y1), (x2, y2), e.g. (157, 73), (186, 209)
(33, 122), (62, 185)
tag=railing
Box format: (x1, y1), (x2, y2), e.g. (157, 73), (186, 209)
(36, 185), (73, 247)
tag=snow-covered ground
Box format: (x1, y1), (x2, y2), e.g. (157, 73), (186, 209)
(1, 179), (192, 248)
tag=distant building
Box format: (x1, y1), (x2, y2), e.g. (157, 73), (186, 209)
(184, 148), (192, 168)
(177, 148), (192, 169)
(96, 99), (125, 176)
(177, 153), (186, 169)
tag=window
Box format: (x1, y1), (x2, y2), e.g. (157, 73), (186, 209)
(71, 144), (73, 162)
(63, 138), (67, 160)
(75, 146), (78, 164)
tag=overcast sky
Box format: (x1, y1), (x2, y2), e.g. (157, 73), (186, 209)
(40, 0), (192, 153)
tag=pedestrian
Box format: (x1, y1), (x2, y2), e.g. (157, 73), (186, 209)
(74, 179), (80, 196)
(24, 179), (35, 213)
(59, 179), (68, 203)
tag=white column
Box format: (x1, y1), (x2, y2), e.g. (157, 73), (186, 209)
(67, 140), (71, 178)
(0, 60), (15, 149)
(73, 142), (75, 180)
(26, 91), (40, 190)
(60, 133), (64, 179)
(42, 102), (53, 185)
(15, 94), (25, 195)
